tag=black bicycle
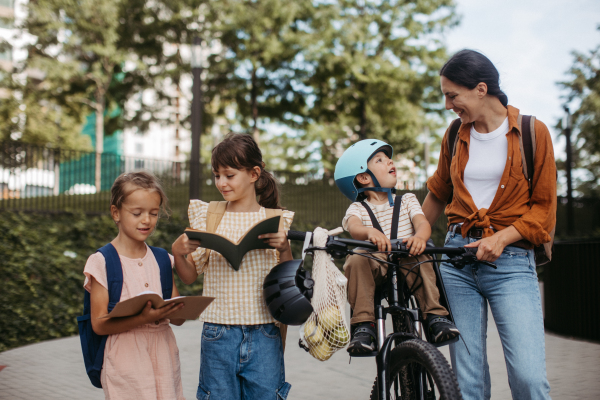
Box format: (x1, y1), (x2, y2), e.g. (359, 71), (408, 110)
(287, 230), (496, 400)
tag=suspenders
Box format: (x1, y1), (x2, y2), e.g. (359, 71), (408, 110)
(360, 195), (403, 240)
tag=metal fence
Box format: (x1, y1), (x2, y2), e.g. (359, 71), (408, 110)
(0, 142), (449, 238)
(543, 240), (600, 342)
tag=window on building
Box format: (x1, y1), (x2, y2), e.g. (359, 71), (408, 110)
(134, 160), (145, 169)
(135, 143), (143, 154)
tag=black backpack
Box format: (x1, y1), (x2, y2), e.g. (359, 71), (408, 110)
(446, 115), (555, 266)
(76, 243), (173, 388)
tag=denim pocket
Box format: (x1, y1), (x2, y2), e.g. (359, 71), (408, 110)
(202, 323), (225, 341)
(502, 245), (528, 257)
(196, 383), (210, 400)
(276, 382), (292, 399)
(444, 231), (453, 245)
(259, 323), (280, 339)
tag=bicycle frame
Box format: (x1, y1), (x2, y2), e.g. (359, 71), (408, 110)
(373, 253), (451, 400)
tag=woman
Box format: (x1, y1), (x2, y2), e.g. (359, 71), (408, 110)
(422, 49), (555, 400)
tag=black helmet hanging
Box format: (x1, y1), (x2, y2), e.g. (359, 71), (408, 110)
(263, 260), (314, 326)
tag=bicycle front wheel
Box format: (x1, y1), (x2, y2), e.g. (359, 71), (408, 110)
(369, 339), (462, 400)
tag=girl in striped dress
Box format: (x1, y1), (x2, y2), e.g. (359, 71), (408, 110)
(172, 133), (294, 400)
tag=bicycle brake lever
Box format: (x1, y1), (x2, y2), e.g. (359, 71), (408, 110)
(462, 248), (497, 269)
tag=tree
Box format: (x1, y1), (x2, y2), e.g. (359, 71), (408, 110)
(305, 0), (457, 175)
(559, 33), (600, 196)
(206, 0), (315, 142)
(2, 0), (211, 190)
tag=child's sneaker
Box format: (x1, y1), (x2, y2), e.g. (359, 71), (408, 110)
(347, 322), (377, 355)
(427, 315), (460, 345)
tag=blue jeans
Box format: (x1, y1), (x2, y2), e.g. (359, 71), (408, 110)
(197, 323), (291, 400)
(441, 231), (551, 400)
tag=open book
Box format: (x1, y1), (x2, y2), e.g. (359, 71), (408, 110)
(99, 291), (214, 321)
(184, 215), (281, 271)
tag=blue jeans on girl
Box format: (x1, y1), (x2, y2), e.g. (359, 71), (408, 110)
(440, 230), (551, 400)
(197, 323), (291, 400)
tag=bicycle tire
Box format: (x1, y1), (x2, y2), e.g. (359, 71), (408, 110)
(369, 339), (462, 400)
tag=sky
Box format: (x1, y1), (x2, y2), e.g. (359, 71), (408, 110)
(442, 0), (600, 154)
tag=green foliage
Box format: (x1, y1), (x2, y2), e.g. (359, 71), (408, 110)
(0, 210), (200, 352)
(305, 0), (458, 174)
(559, 30), (600, 196)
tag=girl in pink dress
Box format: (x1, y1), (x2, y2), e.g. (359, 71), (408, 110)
(83, 172), (186, 400)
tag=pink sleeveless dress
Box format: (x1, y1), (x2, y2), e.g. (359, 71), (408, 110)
(83, 244), (185, 400)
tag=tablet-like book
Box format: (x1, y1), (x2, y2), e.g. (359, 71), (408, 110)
(99, 291), (215, 321)
(184, 215), (281, 271)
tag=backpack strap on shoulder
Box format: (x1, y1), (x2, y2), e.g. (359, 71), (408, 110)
(97, 243), (124, 313)
(265, 207), (284, 230)
(446, 118), (462, 204)
(448, 118), (462, 159)
(518, 114), (536, 199)
(148, 246), (173, 300)
(204, 201), (228, 263)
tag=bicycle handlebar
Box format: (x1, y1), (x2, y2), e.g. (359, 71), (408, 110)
(287, 230), (496, 269)
(288, 230), (469, 256)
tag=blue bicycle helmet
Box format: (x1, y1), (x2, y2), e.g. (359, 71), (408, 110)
(334, 139), (396, 206)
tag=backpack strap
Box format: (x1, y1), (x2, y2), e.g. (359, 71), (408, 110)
(97, 243), (124, 313)
(265, 208), (285, 230)
(148, 246), (173, 300)
(446, 118), (462, 204)
(360, 196), (402, 240)
(518, 114), (536, 199)
(204, 201), (228, 263)
(447, 118), (462, 159)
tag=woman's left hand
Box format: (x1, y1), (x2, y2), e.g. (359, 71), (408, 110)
(464, 225), (523, 263)
(464, 235), (505, 262)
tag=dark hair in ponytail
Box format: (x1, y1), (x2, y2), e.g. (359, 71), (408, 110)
(440, 49), (508, 107)
(211, 132), (283, 209)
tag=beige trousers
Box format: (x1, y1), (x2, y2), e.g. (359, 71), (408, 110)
(344, 250), (448, 326)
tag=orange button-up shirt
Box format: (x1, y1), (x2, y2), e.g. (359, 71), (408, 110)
(426, 105), (557, 247)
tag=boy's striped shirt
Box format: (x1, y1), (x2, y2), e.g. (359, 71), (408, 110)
(342, 193), (424, 239)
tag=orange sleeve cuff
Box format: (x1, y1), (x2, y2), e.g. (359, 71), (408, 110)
(427, 172), (453, 203)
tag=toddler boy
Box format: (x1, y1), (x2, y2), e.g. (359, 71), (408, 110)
(334, 139), (459, 355)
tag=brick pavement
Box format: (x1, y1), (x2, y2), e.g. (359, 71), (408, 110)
(1, 313), (599, 399)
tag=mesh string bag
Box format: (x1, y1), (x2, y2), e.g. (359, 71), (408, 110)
(299, 227), (350, 361)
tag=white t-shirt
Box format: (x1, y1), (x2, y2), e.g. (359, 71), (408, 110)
(464, 118), (509, 210)
(342, 193), (424, 239)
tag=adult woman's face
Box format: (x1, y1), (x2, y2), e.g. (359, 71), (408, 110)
(440, 75), (483, 124)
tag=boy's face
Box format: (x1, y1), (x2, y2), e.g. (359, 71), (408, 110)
(357, 151), (397, 189)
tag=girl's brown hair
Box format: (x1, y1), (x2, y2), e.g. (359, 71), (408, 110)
(110, 171), (170, 216)
(211, 132), (282, 209)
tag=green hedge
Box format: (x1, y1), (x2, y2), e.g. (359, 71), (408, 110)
(0, 210), (202, 353)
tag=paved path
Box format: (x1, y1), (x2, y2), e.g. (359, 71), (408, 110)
(1, 312), (599, 399)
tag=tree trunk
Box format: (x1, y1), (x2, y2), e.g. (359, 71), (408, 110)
(251, 66), (259, 143)
(94, 93), (104, 193)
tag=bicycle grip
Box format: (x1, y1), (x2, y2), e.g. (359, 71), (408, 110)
(287, 230), (307, 242)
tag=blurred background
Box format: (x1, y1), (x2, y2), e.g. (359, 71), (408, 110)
(1, 0), (599, 352)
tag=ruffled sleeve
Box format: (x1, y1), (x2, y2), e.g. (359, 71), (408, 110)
(188, 200), (210, 274)
(282, 209), (294, 231)
(83, 252), (108, 293)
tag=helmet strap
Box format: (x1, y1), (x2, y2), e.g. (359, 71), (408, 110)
(358, 169), (396, 206)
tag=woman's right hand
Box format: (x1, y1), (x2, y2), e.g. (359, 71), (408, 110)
(172, 233), (201, 257)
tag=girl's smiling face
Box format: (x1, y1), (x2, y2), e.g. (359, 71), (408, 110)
(213, 166), (259, 203)
(441, 75), (484, 124)
(111, 188), (161, 243)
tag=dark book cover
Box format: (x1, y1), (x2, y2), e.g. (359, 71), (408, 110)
(184, 216), (281, 271)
